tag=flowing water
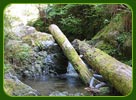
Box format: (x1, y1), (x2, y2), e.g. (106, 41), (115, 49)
(22, 62), (90, 96)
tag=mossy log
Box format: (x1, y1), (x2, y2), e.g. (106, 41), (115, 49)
(49, 24), (92, 85)
(72, 39), (132, 96)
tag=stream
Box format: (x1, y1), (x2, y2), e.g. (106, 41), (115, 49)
(21, 62), (90, 96)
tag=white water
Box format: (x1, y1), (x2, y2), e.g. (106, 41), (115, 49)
(66, 62), (78, 77)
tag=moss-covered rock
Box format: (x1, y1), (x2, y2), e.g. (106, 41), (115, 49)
(21, 32), (54, 47)
(96, 87), (110, 96)
(4, 79), (40, 96)
(5, 40), (34, 67)
(5, 32), (67, 78)
(5, 39), (43, 78)
(13, 24), (36, 38)
(4, 71), (40, 96)
(89, 12), (132, 65)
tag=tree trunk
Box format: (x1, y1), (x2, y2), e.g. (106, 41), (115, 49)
(72, 39), (132, 96)
(49, 24), (92, 85)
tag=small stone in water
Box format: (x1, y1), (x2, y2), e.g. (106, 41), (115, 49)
(74, 93), (84, 96)
(49, 91), (67, 96)
(49, 91), (84, 96)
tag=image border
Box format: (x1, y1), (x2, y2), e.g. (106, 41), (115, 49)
(0, 0), (135, 100)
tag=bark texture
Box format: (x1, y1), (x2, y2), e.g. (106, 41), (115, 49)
(49, 24), (92, 85)
(72, 39), (132, 96)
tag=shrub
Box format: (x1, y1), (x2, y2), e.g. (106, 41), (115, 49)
(33, 4), (118, 41)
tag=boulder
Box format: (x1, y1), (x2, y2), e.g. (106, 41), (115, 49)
(49, 91), (84, 96)
(4, 71), (40, 96)
(13, 24), (36, 37)
(21, 32), (54, 47)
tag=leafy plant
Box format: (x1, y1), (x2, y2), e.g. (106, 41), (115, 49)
(33, 4), (118, 41)
(116, 32), (128, 46)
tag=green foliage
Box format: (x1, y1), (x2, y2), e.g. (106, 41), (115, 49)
(116, 32), (128, 46)
(124, 59), (132, 66)
(35, 41), (44, 51)
(34, 19), (44, 26)
(94, 39), (132, 66)
(59, 15), (82, 34)
(33, 4), (116, 41)
(16, 44), (32, 61)
(4, 13), (20, 45)
(33, 19), (45, 32)
(97, 42), (115, 55)
(4, 63), (12, 72)
(95, 41), (119, 57)
(5, 41), (33, 66)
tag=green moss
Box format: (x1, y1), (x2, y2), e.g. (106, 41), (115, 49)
(22, 32), (53, 46)
(35, 41), (44, 50)
(4, 78), (38, 96)
(4, 63), (12, 73)
(62, 44), (92, 84)
(4, 79), (15, 95)
(58, 36), (66, 44)
(91, 38), (131, 66)
(92, 13), (124, 42)
(5, 40), (34, 69)
(91, 13), (131, 63)
(84, 46), (132, 95)
(97, 87), (110, 96)
(95, 41), (116, 55)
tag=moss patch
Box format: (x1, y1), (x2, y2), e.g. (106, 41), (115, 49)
(88, 12), (132, 66)
(4, 78), (39, 96)
(22, 32), (54, 46)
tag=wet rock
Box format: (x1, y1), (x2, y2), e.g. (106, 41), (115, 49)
(96, 87), (110, 96)
(4, 71), (40, 96)
(42, 40), (61, 54)
(39, 38), (68, 75)
(35, 64), (42, 73)
(6, 24), (67, 78)
(36, 61), (42, 64)
(74, 93), (84, 96)
(42, 40), (55, 48)
(62, 91), (69, 95)
(44, 53), (68, 74)
(23, 91), (40, 96)
(13, 24), (36, 38)
(25, 26), (36, 34)
(49, 91), (67, 96)
(49, 91), (84, 96)
(23, 70), (31, 77)
(33, 46), (40, 52)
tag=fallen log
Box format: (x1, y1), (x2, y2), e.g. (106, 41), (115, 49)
(49, 24), (92, 85)
(72, 39), (132, 95)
